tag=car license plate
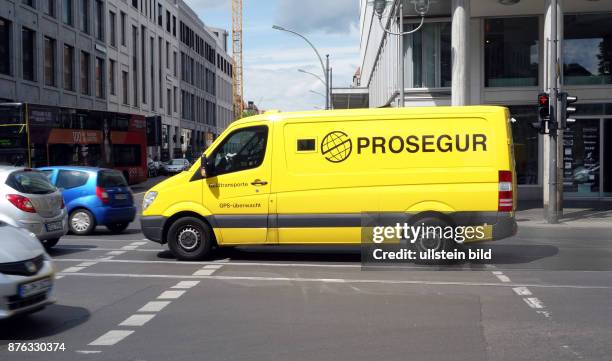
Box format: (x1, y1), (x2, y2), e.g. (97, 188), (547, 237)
(19, 277), (52, 298)
(115, 193), (128, 200)
(45, 221), (63, 232)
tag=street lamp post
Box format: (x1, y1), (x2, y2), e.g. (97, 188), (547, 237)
(372, 0), (430, 107)
(273, 24), (330, 109)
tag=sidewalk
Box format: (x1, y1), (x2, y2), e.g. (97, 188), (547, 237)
(517, 200), (612, 229)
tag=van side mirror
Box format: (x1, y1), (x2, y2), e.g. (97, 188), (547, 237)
(200, 154), (211, 178)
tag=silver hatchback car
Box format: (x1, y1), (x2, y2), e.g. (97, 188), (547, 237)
(0, 166), (68, 248)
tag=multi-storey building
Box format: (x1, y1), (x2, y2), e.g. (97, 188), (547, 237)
(0, 0), (233, 162)
(333, 0), (612, 202)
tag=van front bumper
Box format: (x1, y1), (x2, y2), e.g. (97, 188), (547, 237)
(141, 216), (167, 244)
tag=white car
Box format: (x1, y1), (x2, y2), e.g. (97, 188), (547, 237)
(163, 158), (191, 174)
(0, 222), (56, 319)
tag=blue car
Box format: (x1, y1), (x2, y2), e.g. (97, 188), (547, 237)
(38, 167), (136, 235)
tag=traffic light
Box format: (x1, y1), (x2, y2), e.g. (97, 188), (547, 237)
(559, 92), (578, 129)
(533, 93), (551, 133)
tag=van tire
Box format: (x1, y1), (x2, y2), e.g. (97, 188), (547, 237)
(167, 217), (213, 260)
(411, 216), (456, 264)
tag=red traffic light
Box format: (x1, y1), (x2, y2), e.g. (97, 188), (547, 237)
(538, 93), (549, 106)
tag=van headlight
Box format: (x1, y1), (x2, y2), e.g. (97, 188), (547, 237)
(143, 191), (158, 211)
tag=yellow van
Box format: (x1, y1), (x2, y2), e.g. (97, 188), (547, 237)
(141, 106), (517, 260)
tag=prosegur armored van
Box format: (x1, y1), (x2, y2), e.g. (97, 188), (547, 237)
(141, 106), (517, 260)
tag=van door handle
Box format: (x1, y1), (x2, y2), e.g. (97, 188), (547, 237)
(251, 179), (268, 186)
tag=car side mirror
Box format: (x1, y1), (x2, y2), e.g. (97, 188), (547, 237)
(200, 154), (211, 178)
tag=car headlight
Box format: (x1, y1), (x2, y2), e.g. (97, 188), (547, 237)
(143, 191), (158, 211)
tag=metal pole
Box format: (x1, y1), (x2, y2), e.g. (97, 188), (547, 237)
(547, 0), (559, 223)
(325, 54), (330, 110)
(399, 1), (405, 107)
(329, 66), (333, 109)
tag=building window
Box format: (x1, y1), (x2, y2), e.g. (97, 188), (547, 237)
(167, 88), (171, 116)
(166, 10), (170, 33)
(109, 59), (115, 95)
(44, 36), (56, 87)
(109, 11), (116, 47)
(62, 0), (73, 26)
(132, 25), (138, 106)
(173, 86), (177, 112)
(95, 57), (104, 98)
(42, 0), (55, 17)
(131, 0), (137, 9)
(94, 0), (103, 41)
(564, 13), (612, 86)
(172, 15), (176, 37)
(402, 21), (451, 88)
(79, 0), (89, 34)
(0, 18), (11, 76)
(80, 51), (90, 95)
(484, 17), (539, 87)
(122, 70), (128, 104)
(173, 51), (177, 76)
(508, 105), (539, 185)
(157, 4), (162, 27)
(166, 41), (170, 69)
(22, 27), (36, 82)
(120, 12), (126, 46)
(22, 0), (35, 8)
(63, 44), (74, 90)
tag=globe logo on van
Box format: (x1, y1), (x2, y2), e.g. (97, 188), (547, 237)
(321, 131), (352, 163)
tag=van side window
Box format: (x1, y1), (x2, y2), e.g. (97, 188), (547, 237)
(210, 126), (268, 176)
(297, 139), (315, 152)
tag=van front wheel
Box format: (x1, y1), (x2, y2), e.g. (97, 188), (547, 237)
(167, 217), (213, 260)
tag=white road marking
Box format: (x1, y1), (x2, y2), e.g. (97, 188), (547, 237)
(59, 271), (612, 290)
(75, 350), (102, 354)
(157, 290), (186, 299)
(119, 314), (156, 327)
(89, 330), (134, 346)
(55, 275), (64, 279)
(129, 241), (147, 246)
(61, 266), (86, 273)
(492, 271), (503, 275)
(203, 264), (223, 269)
(53, 257), (364, 268)
(106, 251), (126, 256)
(193, 269), (216, 276)
(76, 261), (98, 267)
(56, 247), (161, 252)
(513, 287), (532, 296)
(495, 274), (511, 283)
(120, 245), (138, 250)
(524, 297), (545, 309)
(138, 301), (171, 312)
(172, 281), (200, 289)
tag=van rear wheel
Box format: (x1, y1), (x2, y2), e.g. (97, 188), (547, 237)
(167, 217), (213, 260)
(411, 216), (457, 264)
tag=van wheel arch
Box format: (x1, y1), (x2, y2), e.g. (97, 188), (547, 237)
(163, 212), (217, 246)
(407, 211), (455, 228)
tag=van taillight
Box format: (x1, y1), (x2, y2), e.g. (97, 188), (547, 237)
(498, 170), (513, 212)
(6, 194), (37, 213)
(96, 186), (110, 204)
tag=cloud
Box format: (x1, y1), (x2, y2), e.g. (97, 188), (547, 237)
(274, 0), (359, 34)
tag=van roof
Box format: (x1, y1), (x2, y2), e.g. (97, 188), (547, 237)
(233, 105), (508, 126)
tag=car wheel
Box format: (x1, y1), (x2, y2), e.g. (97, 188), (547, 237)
(42, 238), (59, 249)
(168, 217), (213, 261)
(69, 209), (96, 235)
(411, 216), (457, 264)
(106, 222), (129, 234)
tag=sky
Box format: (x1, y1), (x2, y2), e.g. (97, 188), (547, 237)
(183, 0), (361, 111)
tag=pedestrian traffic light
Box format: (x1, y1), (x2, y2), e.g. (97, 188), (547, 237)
(533, 93), (551, 133)
(559, 92), (578, 129)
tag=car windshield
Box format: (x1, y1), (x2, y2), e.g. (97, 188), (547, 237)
(6, 170), (57, 195)
(170, 159), (185, 165)
(98, 170), (128, 188)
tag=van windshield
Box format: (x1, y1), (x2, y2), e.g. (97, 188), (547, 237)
(6, 170), (57, 195)
(98, 170), (128, 188)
